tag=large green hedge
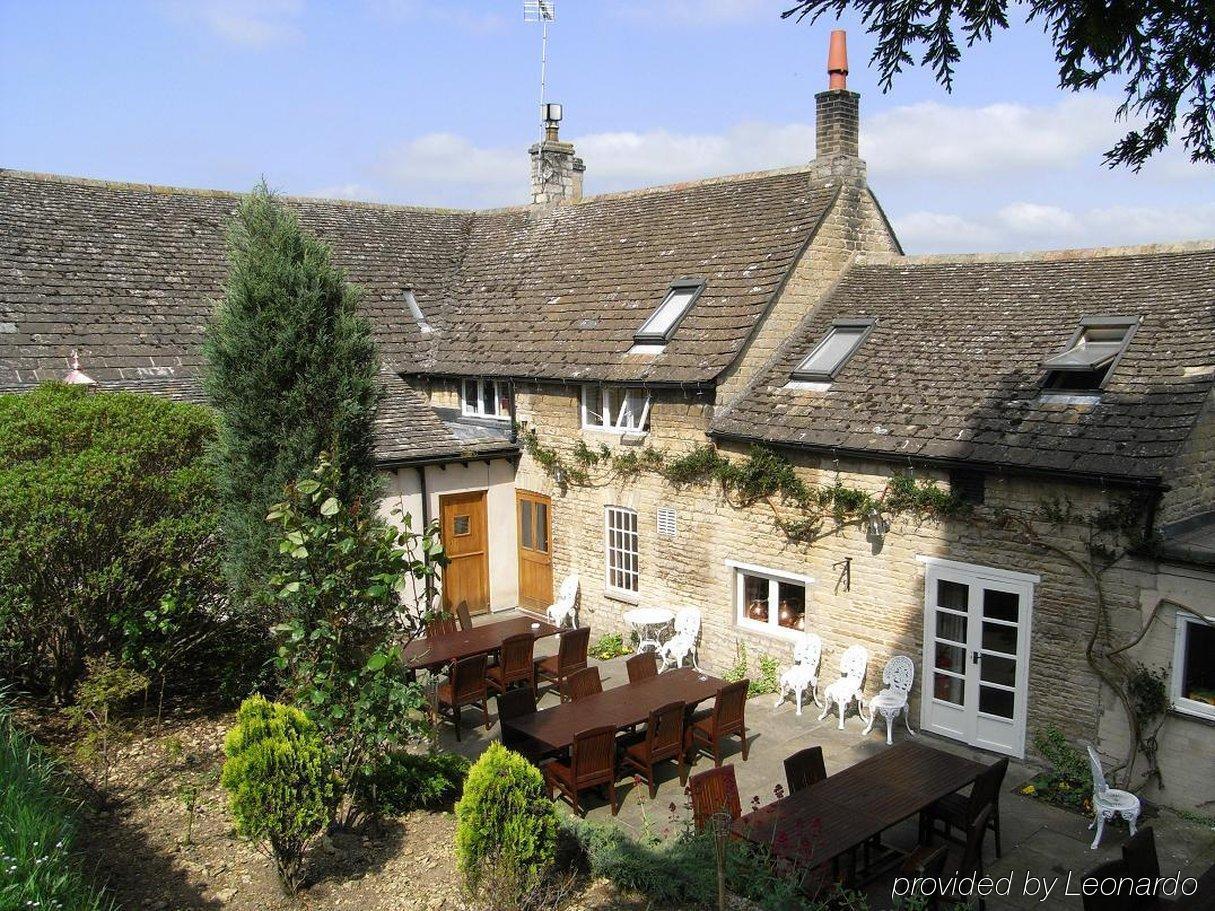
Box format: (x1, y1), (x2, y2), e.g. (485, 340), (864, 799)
(0, 384), (227, 698)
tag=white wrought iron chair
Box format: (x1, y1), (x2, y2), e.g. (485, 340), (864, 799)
(818, 644), (869, 731)
(545, 575), (579, 628)
(774, 634), (823, 716)
(863, 655), (916, 744)
(1086, 744), (1140, 849)
(656, 607), (701, 671)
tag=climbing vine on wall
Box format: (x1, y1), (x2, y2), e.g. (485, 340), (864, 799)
(524, 427), (1173, 791)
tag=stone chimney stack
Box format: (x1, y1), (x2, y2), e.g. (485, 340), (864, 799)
(813, 30), (865, 180)
(529, 102), (585, 205)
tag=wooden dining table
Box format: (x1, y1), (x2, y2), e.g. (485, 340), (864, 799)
(733, 741), (990, 878)
(401, 615), (561, 671)
(502, 666), (727, 755)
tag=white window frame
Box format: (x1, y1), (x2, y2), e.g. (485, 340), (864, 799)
(460, 378), (510, 421)
(633, 279), (705, 345)
(727, 560), (814, 640)
(604, 506), (640, 597)
(581, 384), (651, 433)
(1171, 609), (1215, 722)
(790, 318), (875, 382)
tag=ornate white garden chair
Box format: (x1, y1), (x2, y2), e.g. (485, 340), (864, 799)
(863, 655), (917, 745)
(774, 634), (823, 716)
(818, 644), (869, 731)
(1086, 745), (1140, 849)
(657, 607), (701, 671)
(545, 575), (579, 628)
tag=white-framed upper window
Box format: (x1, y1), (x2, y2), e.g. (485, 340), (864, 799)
(729, 560), (813, 639)
(581, 384), (651, 433)
(461, 378), (510, 420)
(634, 279), (705, 345)
(1172, 610), (1215, 721)
(791, 318), (874, 382)
(605, 506), (639, 596)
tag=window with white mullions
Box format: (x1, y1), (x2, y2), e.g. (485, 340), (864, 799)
(1172, 611), (1215, 721)
(581, 384), (651, 433)
(604, 506), (639, 595)
(461, 378), (510, 420)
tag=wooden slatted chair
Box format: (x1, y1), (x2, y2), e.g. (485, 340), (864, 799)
(426, 614), (458, 638)
(436, 654), (489, 742)
(783, 746), (827, 794)
(689, 764), (741, 833)
(497, 687), (545, 763)
(486, 633), (537, 697)
(535, 626), (590, 699)
(565, 666), (603, 703)
(686, 680), (750, 767)
(455, 600), (473, 632)
(625, 652), (658, 684)
(921, 757), (1008, 858)
(621, 700), (687, 798)
(544, 724), (619, 816)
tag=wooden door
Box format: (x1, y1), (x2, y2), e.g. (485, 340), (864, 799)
(440, 490), (490, 615)
(516, 490), (553, 611)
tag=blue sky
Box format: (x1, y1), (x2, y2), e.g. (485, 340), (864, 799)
(2, 0), (1213, 252)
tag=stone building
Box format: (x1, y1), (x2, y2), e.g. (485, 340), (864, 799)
(2, 35), (1212, 810)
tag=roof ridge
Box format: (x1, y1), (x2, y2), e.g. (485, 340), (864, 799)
(0, 167), (474, 216)
(856, 239), (1215, 267)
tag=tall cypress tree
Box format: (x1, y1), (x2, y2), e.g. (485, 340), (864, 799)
(204, 184), (382, 610)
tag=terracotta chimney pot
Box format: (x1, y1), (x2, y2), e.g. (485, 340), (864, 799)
(827, 29), (848, 90)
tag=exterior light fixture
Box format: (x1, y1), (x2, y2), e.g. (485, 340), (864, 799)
(543, 102), (563, 124)
(866, 507), (888, 539)
(63, 350), (97, 389)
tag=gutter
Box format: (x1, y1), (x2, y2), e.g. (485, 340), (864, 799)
(398, 369), (717, 393)
(375, 444), (520, 471)
(707, 429), (1169, 492)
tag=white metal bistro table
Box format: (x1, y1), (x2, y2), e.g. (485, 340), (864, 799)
(622, 607), (675, 654)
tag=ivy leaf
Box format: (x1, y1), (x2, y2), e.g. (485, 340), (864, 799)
(365, 652), (390, 672)
(320, 496), (340, 516)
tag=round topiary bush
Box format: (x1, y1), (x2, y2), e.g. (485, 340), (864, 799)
(220, 695), (336, 893)
(455, 742), (560, 908)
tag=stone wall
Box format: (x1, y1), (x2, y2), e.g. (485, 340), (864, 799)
(1158, 386), (1215, 525)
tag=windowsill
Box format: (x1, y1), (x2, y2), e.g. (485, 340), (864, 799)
(734, 618), (808, 643)
(603, 588), (641, 606)
(1170, 703), (1215, 727)
(581, 427), (649, 439)
(462, 412), (511, 422)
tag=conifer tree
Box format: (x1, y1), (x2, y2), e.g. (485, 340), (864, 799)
(204, 183), (382, 611)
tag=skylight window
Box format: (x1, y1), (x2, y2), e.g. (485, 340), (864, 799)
(633, 280), (705, 345)
(405, 289), (432, 334)
(1042, 317), (1137, 391)
(790, 319), (874, 382)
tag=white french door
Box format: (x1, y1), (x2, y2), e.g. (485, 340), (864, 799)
(918, 557), (1038, 757)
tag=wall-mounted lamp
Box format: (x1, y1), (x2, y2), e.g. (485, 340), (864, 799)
(865, 507), (889, 539)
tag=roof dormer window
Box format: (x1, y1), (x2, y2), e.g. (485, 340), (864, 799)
(405, 289), (432, 334)
(633, 279), (704, 346)
(1042, 317), (1137, 391)
(790, 318), (874, 382)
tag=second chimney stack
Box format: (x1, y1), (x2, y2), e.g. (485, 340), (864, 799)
(815, 29), (860, 164)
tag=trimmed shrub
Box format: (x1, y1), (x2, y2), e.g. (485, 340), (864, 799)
(373, 751), (471, 813)
(455, 743), (560, 909)
(0, 692), (114, 911)
(220, 696), (336, 893)
(0, 384), (230, 699)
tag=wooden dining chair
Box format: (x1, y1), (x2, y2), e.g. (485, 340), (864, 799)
(1121, 826), (1160, 880)
(544, 724), (620, 816)
(535, 626), (590, 699)
(497, 687), (543, 760)
(486, 633), (537, 697)
(436, 653), (489, 742)
(622, 700), (687, 798)
(426, 614), (458, 638)
(1080, 859), (1137, 911)
(783, 746), (827, 794)
(626, 652), (658, 684)
(921, 757), (1008, 858)
(455, 600), (473, 632)
(689, 764), (741, 833)
(685, 680), (750, 767)
(565, 666), (603, 702)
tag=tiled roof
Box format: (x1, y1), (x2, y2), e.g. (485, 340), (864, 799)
(712, 245), (1215, 483)
(405, 170), (841, 384)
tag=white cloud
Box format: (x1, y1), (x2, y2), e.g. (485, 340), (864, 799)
(896, 202), (1215, 253)
(614, 0), (777, 25)
(161, 0), (303, 46)
(303, 183), (378, 202)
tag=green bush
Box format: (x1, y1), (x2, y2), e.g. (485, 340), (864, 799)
(455, 743), (560, 909)
(1021, 725), (1094, 814)
(588, 633), (630, 661)
(221, 696), (336, 893)
(0, 692), (114, 911)
(0, 384), (234, 699)
(372, 751), (471, 813)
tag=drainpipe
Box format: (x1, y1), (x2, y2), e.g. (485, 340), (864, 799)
(508, 380), (519, 444)
(415, 466), (436, 612)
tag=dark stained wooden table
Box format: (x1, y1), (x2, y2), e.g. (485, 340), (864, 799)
(733, 741), (990, 873)
(401, 616), (561, 670)
(502, 667), (727, 754)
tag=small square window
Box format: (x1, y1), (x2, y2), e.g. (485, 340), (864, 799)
(1172, 612), (1215, 721)
(460, 378), (510, 420)
(582, 384), (651, 433)
(949, 470), (985, 505)
(733, 564), (811, 638)
(453, 515), (471, 536)
(791, 319), (874, 382)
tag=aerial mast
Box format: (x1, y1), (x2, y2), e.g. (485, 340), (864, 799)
(523, 0), (556, 141)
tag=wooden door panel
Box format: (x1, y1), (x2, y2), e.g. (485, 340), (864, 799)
(517, 490), (553, 611)
(440, 491), (489, 615)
